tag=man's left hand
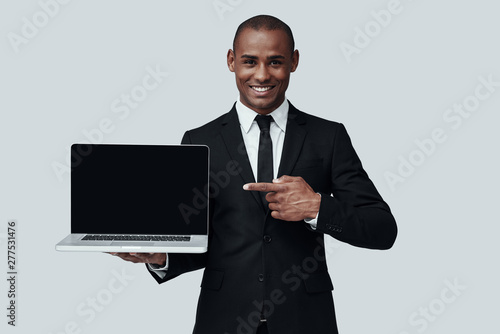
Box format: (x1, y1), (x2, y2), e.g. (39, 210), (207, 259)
(243, 175), (321, 221)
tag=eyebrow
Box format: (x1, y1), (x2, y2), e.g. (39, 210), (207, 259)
(240, 54), (286, 60)
(241, 54), (258, 60)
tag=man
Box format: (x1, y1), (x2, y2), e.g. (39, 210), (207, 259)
(112, 15), (397, 334)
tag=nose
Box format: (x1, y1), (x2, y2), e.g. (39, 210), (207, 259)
(253, 63), (271, 83)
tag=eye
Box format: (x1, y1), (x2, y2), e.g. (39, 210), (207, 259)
(270, 60), (282, 66)
(243, 59), (256, 65)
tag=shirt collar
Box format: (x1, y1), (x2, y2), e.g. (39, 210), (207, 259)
(235, 97), (289, 134)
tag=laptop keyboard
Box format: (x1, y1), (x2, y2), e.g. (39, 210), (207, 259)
(81, 235), (191, 241)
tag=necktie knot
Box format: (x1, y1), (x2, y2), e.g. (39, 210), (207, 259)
(255, 115), (274, 131)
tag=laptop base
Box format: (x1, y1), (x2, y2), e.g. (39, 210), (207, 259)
(56, 234), (208, 253)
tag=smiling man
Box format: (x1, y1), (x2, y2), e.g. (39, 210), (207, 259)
(112, 15), (397, 334)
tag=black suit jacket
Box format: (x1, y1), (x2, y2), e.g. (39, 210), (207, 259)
(149, 102), (397, 334)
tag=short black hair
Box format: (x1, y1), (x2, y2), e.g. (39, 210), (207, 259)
(233, 15), (295, 55)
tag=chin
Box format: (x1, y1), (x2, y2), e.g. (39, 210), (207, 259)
(250, 99), (278, 110)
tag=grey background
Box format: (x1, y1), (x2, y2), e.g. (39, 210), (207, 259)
(1, 0), (499, 333)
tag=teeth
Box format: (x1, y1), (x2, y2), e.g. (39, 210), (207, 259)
(252, 86), (272, 92)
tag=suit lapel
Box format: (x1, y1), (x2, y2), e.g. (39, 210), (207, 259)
(220, 105), (264, 211)
(278, 102), (307, 177)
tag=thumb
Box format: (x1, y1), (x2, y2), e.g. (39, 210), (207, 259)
(273, 175), (293, 183)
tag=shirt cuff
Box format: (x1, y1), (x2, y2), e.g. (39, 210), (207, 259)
(304, 193), (321, 230)
(147, 254), (169, 279)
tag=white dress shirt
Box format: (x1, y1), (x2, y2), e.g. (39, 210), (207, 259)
(235, 97), (287, 182)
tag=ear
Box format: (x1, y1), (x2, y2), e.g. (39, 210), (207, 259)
(291, 49), (299, 73)
(227, 49), (235, 72)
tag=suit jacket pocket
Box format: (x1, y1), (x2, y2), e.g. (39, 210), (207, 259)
(200, 269), (224, 291)
(303, 271), (334, 294)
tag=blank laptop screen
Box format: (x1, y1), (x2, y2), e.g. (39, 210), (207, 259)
(71, 144), (209, 235)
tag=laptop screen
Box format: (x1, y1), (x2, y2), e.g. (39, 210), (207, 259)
(71, 144), (209, 235)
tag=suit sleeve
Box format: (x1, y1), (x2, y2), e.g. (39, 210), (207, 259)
(314, 123), (397, 250)
(146, 130), (208, 284)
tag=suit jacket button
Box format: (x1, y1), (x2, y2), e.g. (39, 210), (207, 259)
(258, 274), (264, 282)
(263, 235), (272, 243)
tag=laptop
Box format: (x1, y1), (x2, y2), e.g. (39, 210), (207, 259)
(56, 143), (209, 253)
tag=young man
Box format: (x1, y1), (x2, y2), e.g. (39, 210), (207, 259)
(113, 15), (397, 334)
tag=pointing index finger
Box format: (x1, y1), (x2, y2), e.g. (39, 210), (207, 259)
(243, 182), (283, 192)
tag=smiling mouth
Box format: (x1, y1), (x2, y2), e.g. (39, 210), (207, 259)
(250, 86), (275, 92)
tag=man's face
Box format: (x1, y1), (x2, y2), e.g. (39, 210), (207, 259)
(227, 28), (299, 115)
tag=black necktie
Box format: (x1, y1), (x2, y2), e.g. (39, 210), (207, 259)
(255, 115), (274, 207)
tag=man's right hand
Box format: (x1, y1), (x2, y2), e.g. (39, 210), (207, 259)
(108, 252), (167, 267)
